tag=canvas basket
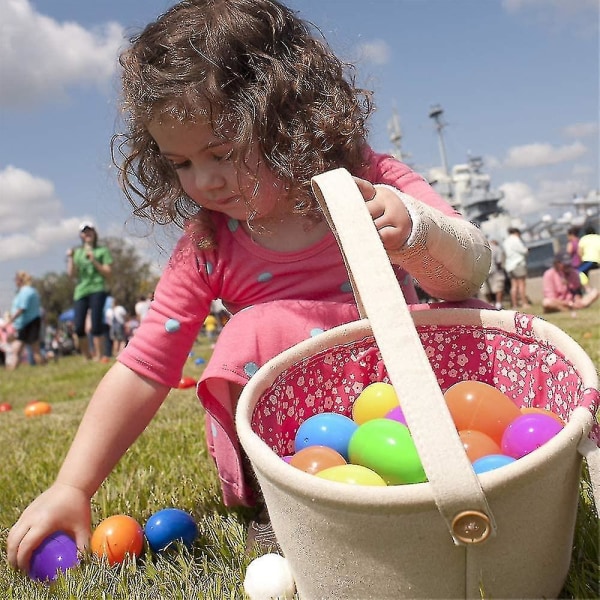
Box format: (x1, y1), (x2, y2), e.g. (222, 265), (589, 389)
(236, 169), (600, 599)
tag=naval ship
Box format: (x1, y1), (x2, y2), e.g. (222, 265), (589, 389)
(387, 105), (599, 276)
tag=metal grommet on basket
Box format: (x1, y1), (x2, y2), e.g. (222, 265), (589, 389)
(451, 510), (492, 544)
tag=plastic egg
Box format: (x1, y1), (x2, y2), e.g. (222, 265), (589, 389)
(352, 382), (400, 425)
(24, 401), (52, 417)
(472, 454), (516, 474)
(294, 413), (358, 459)
(501, 414), (564, 459)
(444, 381), (521, 444)
(91, 515), (144, 565)
(458, 430), (502, 463)
(28, 531), (79, 582)
(289, 445), (347, 474)
(0, 402), (12, 412)
(144, 508), (198, 553)
(316, 464), (387, 486)
(520, 406), (565, 425)
(177, 376), (196, 389)
(385, 405), (407, 426)
(348, 418), (426, 485)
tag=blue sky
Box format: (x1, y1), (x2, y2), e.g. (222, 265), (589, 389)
(0, 0), (598, 311)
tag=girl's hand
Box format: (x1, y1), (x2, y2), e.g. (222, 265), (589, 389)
(353, 177), (413, 255)
(6, 483), (92, 573)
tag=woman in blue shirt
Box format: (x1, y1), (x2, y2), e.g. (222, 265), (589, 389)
(6, 271), (45, 370)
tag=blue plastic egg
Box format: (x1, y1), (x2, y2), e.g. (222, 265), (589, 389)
(294, 412), (358, 459)
(472, 454), (516, 474)
(144, 508), (198, 553)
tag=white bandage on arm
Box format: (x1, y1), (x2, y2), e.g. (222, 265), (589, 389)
(376, 185), (492, 301)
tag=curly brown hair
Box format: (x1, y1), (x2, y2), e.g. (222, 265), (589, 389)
(112, 0), (374, 246)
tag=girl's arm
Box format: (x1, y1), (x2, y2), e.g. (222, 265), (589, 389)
(6, 362), (170, 572)
(360, 179), (490, 301)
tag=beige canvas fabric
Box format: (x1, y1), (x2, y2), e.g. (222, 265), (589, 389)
(236, 169), (599, 599)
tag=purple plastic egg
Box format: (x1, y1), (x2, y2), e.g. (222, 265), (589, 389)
(28, 531), (79, 582)
(385, 405), (407, 426)
(501, 414), (564, 459)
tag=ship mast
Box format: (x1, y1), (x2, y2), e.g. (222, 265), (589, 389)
(387, 106), (405, 161)
(428, 104), (450, 177)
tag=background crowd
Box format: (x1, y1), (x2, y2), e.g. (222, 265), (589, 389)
(2, 219), (598, 370)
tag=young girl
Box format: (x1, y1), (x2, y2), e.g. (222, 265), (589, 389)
(7, 0), (490, 569)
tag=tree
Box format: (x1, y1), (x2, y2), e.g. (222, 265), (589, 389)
(102, 236), (159, 314)
(34, 272), (74, 325)
(33, 237), (159, 324)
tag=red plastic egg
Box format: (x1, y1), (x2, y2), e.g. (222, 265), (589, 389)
(177, 376), (196, 389)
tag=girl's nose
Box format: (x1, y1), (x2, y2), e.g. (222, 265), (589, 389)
(194, 166), (226, 194)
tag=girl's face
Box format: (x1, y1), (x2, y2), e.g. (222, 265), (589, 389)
(147, 116), (283, 222)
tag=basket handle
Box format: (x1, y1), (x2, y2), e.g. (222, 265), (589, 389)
(311, 168), (497, 545)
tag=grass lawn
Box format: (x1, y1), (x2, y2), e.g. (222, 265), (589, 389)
(0, 303), (598, 599)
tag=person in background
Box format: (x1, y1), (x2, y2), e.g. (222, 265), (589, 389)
(102, 293), (115, 360)
(577, 225), (600, 278)
(7, 0), (491, 570)
(134, 295), (152, 322)
(66, 222), (113, 360)
(502, 227), (529, 309)
(565, 227), (581, 270)
(485, 239), (506, 310)
(203, 313), (219, 340)
(5, 271), (46, 370)
(542, 253), (598, 314)
(109, 299), (128, 356)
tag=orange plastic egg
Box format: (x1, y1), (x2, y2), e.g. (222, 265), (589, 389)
(520, 407), (565, 426)
(90, 515), (144, 565)
(289, 445), (347, 474)
(24, 401), (52, 417)
(444, 381), (521, 445)
(458, 430), (502, 463)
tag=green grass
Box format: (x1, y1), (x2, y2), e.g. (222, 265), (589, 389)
(0, 304), (598, 599)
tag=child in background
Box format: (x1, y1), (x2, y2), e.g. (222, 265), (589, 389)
(8, 0), (490, 569)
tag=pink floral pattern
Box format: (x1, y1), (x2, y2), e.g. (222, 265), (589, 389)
(252, 315), (600, 455)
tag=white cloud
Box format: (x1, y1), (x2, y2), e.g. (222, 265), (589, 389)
(356, 39), (391, 65)
(0, 165), (89, 260)
(504, 141), (587, 168)
(499, 181), (541, 215)
(502, 0), (599, 33)
(563, 121), (599, 138)
(499, 177), (590, 220)
(536, 177), (590, 207)
(0, 0), (125, 108)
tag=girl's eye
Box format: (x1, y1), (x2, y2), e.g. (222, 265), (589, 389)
(213, 149), (233, 162)
(171, 159), (191, 170)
